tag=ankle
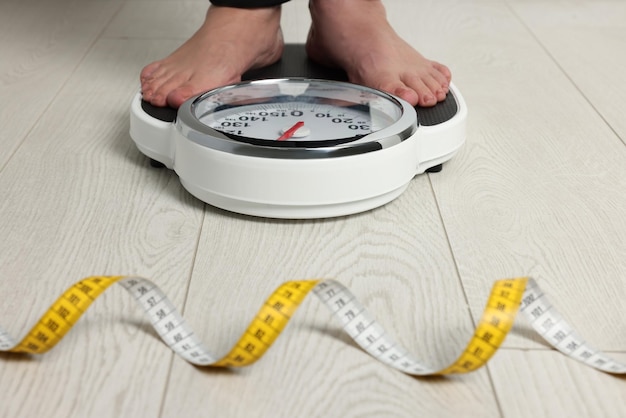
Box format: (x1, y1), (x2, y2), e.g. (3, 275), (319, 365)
(202, 5), (283, 49)
(208, 4), (282, 24)
(310, 0), (386, 17)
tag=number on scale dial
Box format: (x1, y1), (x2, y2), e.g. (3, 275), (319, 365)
(203, 103), (383, 141)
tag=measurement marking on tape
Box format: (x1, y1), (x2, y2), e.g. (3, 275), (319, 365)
(1, 276), (625, 376)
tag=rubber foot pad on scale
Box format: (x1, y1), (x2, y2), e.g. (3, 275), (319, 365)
(425, 164), (443, 173)
(150, 159), (166, 168)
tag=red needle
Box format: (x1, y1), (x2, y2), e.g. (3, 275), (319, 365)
(276, 121), (304, 141)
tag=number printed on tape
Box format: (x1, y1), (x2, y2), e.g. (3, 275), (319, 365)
(1, 276), (625, 375)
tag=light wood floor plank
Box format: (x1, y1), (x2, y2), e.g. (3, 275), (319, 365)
(0, 0), (124, 168)
(0, 38), (205, 418)
(103, 1), (207, 41)
(1, 0), (624, 417)
(425, 0), (626, 350)
(160, 183), (499, 418)
(489, 349), (626, 418)
(508, 0), (626, 144)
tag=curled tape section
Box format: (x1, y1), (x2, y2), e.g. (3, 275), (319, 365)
(1, 276), (624, 375)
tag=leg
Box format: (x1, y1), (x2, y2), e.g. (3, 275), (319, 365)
(306, 0), (451, 107)
(140, 3), (284, 108)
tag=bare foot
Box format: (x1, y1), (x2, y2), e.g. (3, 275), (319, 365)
(140, 6), (284, 108)
(306, 0), (451, 107)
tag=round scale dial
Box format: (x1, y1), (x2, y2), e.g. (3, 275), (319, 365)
(176, 78), (417, 157)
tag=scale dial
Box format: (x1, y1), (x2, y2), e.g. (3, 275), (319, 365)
(205, 102), (373, 141)
(176, 78), (417, 158)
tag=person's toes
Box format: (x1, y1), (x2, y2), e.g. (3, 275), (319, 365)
(149, 71), (193, 107)
(433, 70), (451, 93)
(141, 67), (171, 103)
(408, 78), (437, 107)
(401, 72), (448, 107)
(143, 81), (167, 106)
(378, 79), (419, 106)
(148, 91), (168, 107)
(142, 84), (158, 103)
(379, 76), (443, 107)
(145, 78), (174, 107)
(394, 86), (420, 107)
(417, 92), (437, 107)
(422, 74), (447, 102)
(140, 61), (161, 83)
(167, 83), (202, 108)
(433, 62), (452, 84)
(422, 62), (452, 100)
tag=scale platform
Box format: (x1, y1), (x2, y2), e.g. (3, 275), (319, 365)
(130, 44), (466, 218)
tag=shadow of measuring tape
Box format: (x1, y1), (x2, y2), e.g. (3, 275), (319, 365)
(1, 276), (624, 375)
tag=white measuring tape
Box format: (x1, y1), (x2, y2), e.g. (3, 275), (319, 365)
(1, 276), (624, 375)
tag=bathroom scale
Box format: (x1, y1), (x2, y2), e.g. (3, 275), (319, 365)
(130, 44), (467, 219)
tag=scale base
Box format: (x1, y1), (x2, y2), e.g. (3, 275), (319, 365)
(130, 44), (466, 219)
(149, 159), (444, 173)
(180, 177), (410, 219)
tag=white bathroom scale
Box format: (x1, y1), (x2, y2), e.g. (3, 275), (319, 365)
(130, 44), (467, 219)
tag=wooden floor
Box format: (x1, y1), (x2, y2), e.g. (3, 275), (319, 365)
(1, 0), (625, 416)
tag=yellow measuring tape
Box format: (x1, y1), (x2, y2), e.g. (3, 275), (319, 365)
(1, 276), (624, 375)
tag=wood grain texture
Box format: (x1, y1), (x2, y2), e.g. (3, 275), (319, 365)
(489, 349), (626, 418)
(160, 181), (499, 418)
(103, 1), (207, 40)
(0, 0), (124, 168)
(507, 0), (626, 143)
(0, 0), (624, 417)
(0, 38), (204, 418)
(424, 0), (626, 350)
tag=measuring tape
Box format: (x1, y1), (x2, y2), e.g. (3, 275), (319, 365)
(1, 276), (624, 375)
